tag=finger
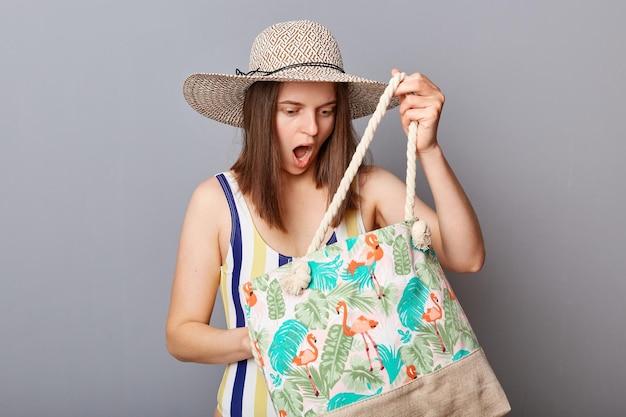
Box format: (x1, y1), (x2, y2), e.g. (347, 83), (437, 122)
(395, 73), (440, 97)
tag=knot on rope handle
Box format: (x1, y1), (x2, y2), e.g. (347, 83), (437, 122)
(279, 258), (311, 296)
(411, 219), (432, 251)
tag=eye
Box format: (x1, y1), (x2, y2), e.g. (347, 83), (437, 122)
(319, 107), (336, 117)
(279, 107), (299, 116)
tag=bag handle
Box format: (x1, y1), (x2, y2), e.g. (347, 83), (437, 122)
(279, 72), (431, 295)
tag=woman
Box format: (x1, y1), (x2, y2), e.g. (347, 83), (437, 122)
(166, 20), (484, 417)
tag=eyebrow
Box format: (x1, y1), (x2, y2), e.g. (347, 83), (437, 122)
(277, 100), (337, 106)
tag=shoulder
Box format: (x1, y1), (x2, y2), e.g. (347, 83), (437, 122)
(358, 165), (406, 230)
(182, 175), (232, 259)
(359, 165), (405, 195)
(189, 175), (229, 213)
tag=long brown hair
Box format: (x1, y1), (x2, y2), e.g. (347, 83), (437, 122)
(231, 81), (368, 232)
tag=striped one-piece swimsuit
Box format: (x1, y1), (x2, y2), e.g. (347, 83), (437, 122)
(215, 172), (365, 417)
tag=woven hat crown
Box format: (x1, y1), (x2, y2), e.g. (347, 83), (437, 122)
(248, 20), (344, 74)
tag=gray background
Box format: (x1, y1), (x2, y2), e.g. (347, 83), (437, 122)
(1, 0), (625, 416)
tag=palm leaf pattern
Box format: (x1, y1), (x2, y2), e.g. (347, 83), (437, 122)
(326, 283), (375, 314)
(267, 279), (286, 320)
(294, 290), (330, 330)
(272, 379), (304, 416)
(340, 355), (386, 392)
(377, 344), (403, 384)
(400, 333), (434, 375)
(327, 387), (383, 412)
(319, 324), (353, 388)
(287, 366), (325, 400)
(308, 255), (342, 291)
(268, 319), (308, 375)
(341, 262), (374, 292)
(397, 277), (429, 331)
(392, 233), (412, 275)
(252, 273), (269, 292)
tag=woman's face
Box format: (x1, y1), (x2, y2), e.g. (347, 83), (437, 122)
(275, 82), (336, 175)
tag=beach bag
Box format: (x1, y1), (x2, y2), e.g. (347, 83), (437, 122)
(240, 73), (510, 416)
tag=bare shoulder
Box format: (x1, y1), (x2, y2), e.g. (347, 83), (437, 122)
(359, 166), (403, 190)
(182, 175), (231, 262)
(189, 176), (229, 212)
(358, 166), (406, 230)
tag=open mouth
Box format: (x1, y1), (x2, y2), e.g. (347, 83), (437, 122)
(294, 145), (312, 160)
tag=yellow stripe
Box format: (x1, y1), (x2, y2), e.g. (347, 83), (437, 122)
(254, 367), (269, 416)
(345, 209), (358, 238)
(216, 363), (230, 416)
(219, 264), (231, 329)
(251, 229), (267, 279)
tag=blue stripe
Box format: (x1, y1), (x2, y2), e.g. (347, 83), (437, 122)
(216, 174), (246, 417)
(278, 254), (291, 267)
(277, 232), (337, 267)
(327, 231), (337, 245)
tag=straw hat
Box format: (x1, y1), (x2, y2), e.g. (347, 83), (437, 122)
(183, 20), (398, 128)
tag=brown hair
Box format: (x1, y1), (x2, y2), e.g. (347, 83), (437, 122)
(231, 81), (368, 232)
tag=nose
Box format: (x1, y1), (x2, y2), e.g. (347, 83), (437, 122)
(301, 110), (319, 137)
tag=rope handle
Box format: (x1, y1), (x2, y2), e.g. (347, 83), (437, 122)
(278, 72), (431, 296)
(307, 72), (418, 252)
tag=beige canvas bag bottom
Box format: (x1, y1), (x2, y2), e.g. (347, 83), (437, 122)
(321, 348), (510, 417)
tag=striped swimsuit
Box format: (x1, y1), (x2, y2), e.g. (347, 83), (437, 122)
(215, 172), (365, 417)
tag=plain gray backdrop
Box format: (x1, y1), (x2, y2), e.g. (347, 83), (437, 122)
(1, 0), (625, 416)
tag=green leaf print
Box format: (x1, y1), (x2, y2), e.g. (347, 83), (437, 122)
(376, 283), (399, 317)
(326, 283), (376, 314)
(459, 328), (479, 350)
(295, 290), (330, 330)
(392, 234), (412, 276)
(341, 355), (385, 392)
(287, 366), (325, 400)
(323, 243), (345, 260)
(400, 334), (434, 375)
(376, 226), (396, 246)
(252, 274), (269, 292)
(420, 322), (448, 356)
(272, 382), (304, 417)
(267, 279), (286, 320)
(320, 324), (353, 388)
(441, 292), (460, 354)
(415, 261), (439, 289)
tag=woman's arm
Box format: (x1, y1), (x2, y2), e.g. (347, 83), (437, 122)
(166, 177), (253, 364)
(360, 71), (484, 273)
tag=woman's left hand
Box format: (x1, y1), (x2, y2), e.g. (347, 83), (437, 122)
(391, 69), (445, 154)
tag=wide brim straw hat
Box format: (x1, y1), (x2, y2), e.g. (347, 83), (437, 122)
(183, 20), (399, 128)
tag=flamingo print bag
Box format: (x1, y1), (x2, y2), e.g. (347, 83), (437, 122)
(241, 74), (510, 417)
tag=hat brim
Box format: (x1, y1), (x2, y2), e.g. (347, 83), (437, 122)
(183, 67), (399, 128)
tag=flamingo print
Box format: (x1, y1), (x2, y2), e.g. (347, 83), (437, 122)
(405, 364), (418, 383)
(422, 293), (446, 352)
(292, 333), (320, 396)
(336, 301), (384, 371)
(347, 234), (385, 298)
(243, 281), (257, 307)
